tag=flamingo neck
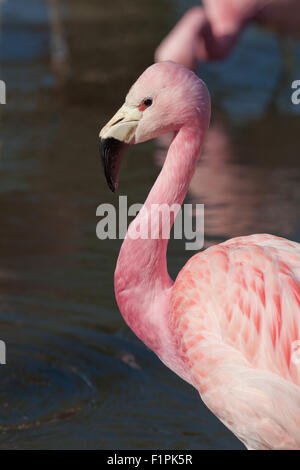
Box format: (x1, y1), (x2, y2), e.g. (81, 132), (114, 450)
(114, 121), (205, 362)
(200, 0), (258, 59)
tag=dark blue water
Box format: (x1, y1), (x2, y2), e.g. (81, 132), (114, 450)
(0, 0), (299, 450)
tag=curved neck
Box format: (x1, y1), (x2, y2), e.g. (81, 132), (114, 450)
(200, 0), (259, 59)
(114, 120), (206, 354)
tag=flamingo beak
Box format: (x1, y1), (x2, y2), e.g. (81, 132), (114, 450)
(99, 104), (142, 192)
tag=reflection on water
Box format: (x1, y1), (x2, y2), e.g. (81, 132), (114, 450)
(0, 0), (299, 450)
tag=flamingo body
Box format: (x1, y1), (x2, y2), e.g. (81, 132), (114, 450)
(171, 233), (300, 449)
(99, 61), (300, 449)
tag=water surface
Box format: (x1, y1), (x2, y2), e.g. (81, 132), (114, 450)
(0, 0), (299, 450)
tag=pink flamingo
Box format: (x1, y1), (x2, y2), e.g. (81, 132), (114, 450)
(155, 0), (300, 69)
(99, 61), (300, 450)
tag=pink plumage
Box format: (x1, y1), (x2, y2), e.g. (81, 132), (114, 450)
(155, 0), (300, 69)
(99, 61), (300, 449)
(172, 234), (300, 449)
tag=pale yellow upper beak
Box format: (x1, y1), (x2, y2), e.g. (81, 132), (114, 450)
(99, 103), (142, 144)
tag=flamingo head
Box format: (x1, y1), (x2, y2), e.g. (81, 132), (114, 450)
(99, 61), (210, 192)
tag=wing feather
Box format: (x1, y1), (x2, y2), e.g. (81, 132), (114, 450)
(170, 234), (300, 448)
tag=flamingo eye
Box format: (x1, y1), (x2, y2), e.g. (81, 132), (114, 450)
(143, 98), (152, 107)
(138, 98), (153, 112)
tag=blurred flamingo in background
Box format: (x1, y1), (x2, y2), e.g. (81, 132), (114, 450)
(99, 61), (300, 449)
(155, 0), (300, 69)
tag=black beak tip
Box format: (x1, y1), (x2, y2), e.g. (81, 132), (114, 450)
(99, 136), (128, 193)
(99, 137), (117, 193)
(108, 181), (117, 193)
